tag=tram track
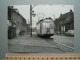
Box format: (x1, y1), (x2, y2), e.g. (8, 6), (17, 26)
(44, 37), (74, 52)
(29, 35), (74, 52)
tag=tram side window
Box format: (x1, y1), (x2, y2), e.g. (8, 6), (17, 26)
(42, 22), (46, 29)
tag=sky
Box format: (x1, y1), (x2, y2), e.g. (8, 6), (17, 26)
(13, 5), (74, 27)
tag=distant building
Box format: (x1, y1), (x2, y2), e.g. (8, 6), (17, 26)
(54, 10), (74, 34)
(8, 6), (27, 36)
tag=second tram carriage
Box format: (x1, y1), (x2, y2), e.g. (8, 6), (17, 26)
(36, 18), (54, 38)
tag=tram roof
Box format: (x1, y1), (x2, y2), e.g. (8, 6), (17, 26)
(36, 18), (53, 25)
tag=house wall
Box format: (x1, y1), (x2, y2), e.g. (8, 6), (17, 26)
(54, 10), (74, 34)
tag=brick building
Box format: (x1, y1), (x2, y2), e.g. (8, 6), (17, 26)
(54, 10), (74, 34)
(8, 6), (28, 38)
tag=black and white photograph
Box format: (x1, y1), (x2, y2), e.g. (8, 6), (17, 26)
(8, 5), (74, 53)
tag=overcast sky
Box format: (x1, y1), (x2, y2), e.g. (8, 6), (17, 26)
(13, 5), (74, 27)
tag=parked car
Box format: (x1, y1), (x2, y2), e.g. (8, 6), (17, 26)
(65, 30), (74, 36)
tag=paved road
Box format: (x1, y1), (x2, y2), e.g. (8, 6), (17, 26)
(8, 34), (74, 53)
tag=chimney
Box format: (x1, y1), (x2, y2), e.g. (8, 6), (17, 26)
(60, 14), (63, 16)
(70, 9), (73, 12)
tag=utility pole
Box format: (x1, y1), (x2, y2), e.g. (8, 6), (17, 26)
(30, 5), (36, 36)
(30, 5), (32, 36)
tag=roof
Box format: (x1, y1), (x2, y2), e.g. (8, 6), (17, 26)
(54, 10), (74, 24)
(36, 18), (53, 25)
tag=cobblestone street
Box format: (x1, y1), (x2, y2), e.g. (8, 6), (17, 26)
(8, 34), (74, 53)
